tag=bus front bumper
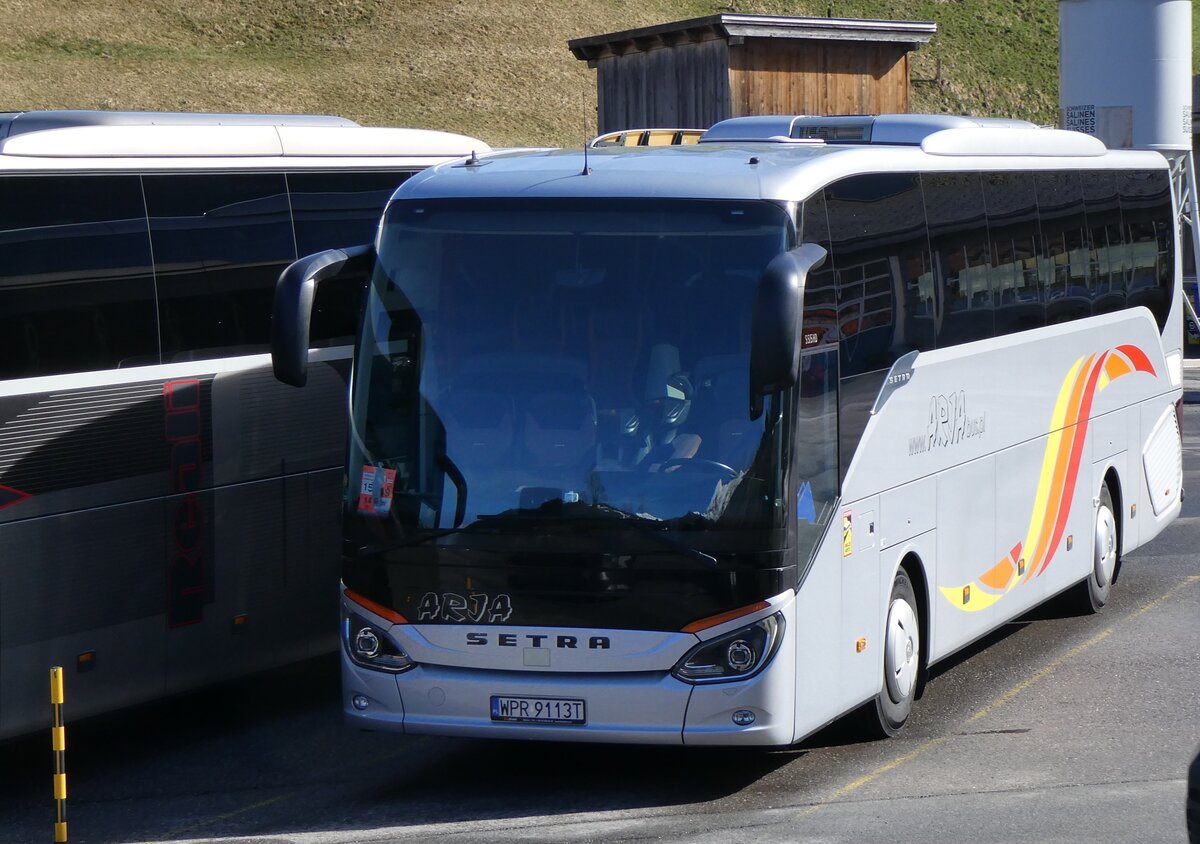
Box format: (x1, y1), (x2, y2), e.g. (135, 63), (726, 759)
(341, 654), (797, 746)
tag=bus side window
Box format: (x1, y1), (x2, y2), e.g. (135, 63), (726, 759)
(1035, 171), (1090, 325)
(799, 190), (838, 352)
(1081, 170), (1126, 316)
(144, 173), (295, 361)
(288, 170), (413, 348)
(819, 174), (932, 486)
(823, 172), (928, 376)
(795, 348), (839, 559)
(984, 172), (1044, 336)
(923, 172), (994, 348)
(0, 174), (158, 379)
(1120, 169), (1174, 329)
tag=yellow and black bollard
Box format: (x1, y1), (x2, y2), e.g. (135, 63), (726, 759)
(50, 666), (67, 843)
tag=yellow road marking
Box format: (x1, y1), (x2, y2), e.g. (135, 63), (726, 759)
(799, 574), (1200, 817)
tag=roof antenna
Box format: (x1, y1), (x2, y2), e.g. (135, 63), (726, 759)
(581, 103), (591, 176)
(465, 149), (481, 167)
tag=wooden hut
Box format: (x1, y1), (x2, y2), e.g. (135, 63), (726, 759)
(569, 14), (937, 135)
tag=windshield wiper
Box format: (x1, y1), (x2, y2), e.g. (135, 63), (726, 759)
(355, 524), (480, 555)
(355, 501), (719, 567)
(538, 502), (720, 568)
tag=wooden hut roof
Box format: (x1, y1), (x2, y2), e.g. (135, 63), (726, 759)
(568, 14), (937, 62)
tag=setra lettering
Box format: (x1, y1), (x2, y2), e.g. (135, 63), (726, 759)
(463, 633), (610, 650)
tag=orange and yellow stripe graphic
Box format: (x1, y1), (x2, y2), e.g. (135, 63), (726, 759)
(940, 345), (1156, 612)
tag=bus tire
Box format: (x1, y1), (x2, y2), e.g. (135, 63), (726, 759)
(859, 569), (920, 738)
(1074, 483), (1118, 613)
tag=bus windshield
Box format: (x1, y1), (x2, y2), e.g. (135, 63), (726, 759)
(349, 197), (794, 547)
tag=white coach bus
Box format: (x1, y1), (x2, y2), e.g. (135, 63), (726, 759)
(0, 110), (488, 739)
(273, 114), (1183, 745)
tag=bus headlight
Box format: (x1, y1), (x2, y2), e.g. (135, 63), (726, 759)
(354, 627), (382, 659)
(344, 613), (415, 673)
(671, 612), (784, 684)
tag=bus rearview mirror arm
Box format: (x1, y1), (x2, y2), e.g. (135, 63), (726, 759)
(749, 243), (827, 420)
(271, 244), (374, 387)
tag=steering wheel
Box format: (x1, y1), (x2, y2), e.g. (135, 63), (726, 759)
(659, 457), (739, 479)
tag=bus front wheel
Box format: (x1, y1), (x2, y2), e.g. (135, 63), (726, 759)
(859, 569), (920, 738)
(1074, 483), (1118, 613)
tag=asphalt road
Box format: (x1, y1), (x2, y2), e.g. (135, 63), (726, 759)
(2, 407), (1199, 844)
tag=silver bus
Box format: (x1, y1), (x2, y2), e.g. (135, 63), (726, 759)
(273, 114), (1182, 745)
(0, 110), (488, 739)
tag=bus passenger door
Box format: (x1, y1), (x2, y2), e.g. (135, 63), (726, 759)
(790, 347), (870, 738)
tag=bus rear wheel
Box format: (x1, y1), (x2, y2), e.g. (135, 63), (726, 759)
(1074, 483), (1118, 614)
(859, 569), (920, 739)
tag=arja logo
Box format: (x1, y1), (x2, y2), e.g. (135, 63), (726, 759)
(908, 391), (986, 456)
(928, 391), (969, 448)
(417, 591), (514, 623)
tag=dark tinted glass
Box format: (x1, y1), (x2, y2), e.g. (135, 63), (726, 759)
(1119, 169), (1174, 328)
(144, 173), (295, 360)
(363, 197), (791, 532)
(288, 170), (411, 346)
(824, 173), (930, 376)
(288, 170), (408, 253)
(0, 175), (158, 378)
(923, 172), (993, 346)
(799, 190), (838, 350)
(1081, 170), (1127, 315)
(795, 348), (839, 546)
(1034, 171), (1090, 324)
(983, 172), (1044, 335)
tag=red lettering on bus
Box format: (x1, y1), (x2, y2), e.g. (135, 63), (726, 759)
(164, 379), (205, 627)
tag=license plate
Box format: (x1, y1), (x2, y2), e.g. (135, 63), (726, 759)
(490, 695), (586, 725)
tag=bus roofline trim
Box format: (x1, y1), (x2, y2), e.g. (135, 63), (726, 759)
(0, 124), (491, 160)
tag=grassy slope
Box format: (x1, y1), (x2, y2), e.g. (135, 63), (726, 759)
(0, 1), (1195, 148)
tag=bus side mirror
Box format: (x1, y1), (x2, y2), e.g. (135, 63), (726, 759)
(271, 244), (374, 387)
(749, 243), (827, 420)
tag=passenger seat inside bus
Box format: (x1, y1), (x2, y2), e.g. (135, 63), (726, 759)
(524, 388), (597, 468)
(442, 354), (596, 471)
(438, 386), (515, 469)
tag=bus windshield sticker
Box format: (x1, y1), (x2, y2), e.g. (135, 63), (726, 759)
(872, 350), (919, 415)
(358, 465), (396, 517)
